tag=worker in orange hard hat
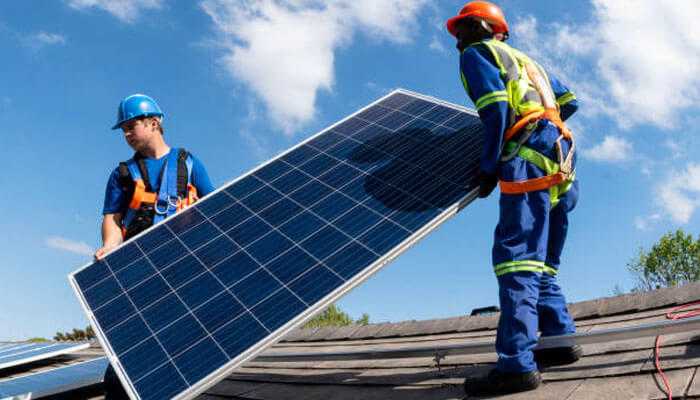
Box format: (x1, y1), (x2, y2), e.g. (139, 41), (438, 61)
(447, 1), (582, 396)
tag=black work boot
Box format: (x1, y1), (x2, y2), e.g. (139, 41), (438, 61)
(534, 345), (582, 368)
(464, 368), (541, 396)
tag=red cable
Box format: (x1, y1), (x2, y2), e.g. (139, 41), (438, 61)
(655, 300), (700, 400)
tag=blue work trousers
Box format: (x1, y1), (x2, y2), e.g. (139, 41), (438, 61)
(493, 181), (578, 373)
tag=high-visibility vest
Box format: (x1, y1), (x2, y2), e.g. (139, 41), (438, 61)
(464, 39), (576, 206)
(117, 148), (198, 240)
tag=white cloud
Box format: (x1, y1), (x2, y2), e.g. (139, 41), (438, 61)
(201, 0), (428, 134)
(664, 139), (685, 160)
(33, 32), (66, 46)
(512, 1), (700, 130)
(429, 36), (448, 54)
(583, 136), (632, 162)
(634, 213), (661, 231)
(21, 32), (67, 51)
(46, 236), (94, 256)
(66, 0), (164, 23)
(657, 163), (700, 223)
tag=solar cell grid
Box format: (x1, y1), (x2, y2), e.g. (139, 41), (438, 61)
(70, 89), (483, 400)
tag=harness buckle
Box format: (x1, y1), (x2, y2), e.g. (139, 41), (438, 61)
(154, 196), (179, 216)
(555, 134), (575, 177)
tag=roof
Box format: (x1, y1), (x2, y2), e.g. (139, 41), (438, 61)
(4, 282), (700, 399)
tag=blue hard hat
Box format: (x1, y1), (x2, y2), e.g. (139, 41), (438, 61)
(112, 94), (164, 130)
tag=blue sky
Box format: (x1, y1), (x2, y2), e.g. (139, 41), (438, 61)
(1, 0), (699, 340)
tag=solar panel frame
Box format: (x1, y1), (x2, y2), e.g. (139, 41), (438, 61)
(69, 88), (480, 400)
(0, 342), (90, 370)
(0, 356), (109, 398)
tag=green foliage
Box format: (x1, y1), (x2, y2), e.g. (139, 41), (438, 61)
(27, 337), (48, 342)
(53, 326), (96, 342)
(303, 304), (370, 329)
(355, 313), (370, 325)
(628, 229), (700, 291)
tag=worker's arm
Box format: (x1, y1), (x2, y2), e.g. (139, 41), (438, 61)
(95, 168), (126, 259)
(460, 44), (509, 197)
(549, 74), (578, 121)
(95, 213), (123, 259)
(190, 154), (215, 198)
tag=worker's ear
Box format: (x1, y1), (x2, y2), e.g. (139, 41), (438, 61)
(147, 117), (163, 134)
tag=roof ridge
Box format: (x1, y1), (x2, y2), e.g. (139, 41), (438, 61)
(282, 281), (700, 343)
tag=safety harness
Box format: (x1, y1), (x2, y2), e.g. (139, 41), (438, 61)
(471, 39), (576, 207)
(117, 148), (198, 240)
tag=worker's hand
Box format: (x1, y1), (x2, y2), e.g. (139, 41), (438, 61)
(94, 244), (117, 260)
(478, 172), (498, 198)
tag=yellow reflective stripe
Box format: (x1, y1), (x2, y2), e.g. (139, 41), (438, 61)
(557, 92), (576, 106)
(494, 260), (546, 276)
(495, 266), (544, 276)
(503, 142), (559, 174)
(476, 90), (508, 110)
(518, 101), (545, 116)
(517, 145), (559, 174)
(487, 39), (521, 76)
(460, 71), (470, 95)
(543, 265), (558, 275)
(478, 41), (507, 76)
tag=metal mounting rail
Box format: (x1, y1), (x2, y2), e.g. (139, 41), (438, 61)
(255, 316), (700, 363)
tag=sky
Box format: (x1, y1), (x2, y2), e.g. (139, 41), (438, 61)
(1, 0), (699, 341)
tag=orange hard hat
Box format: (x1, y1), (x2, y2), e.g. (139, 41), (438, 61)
(446, 1), (509, 38)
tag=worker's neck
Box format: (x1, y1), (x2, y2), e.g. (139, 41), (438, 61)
(140, 137), (170, 159)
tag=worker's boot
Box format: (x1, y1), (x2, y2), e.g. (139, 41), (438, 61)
(464, 368), (541, 396)
(534, 345), (582, 368)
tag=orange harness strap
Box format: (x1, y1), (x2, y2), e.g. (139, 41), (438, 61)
(499, 172), (567, 194)
(499, 108), (574, 195)
(176, 184), (199, 212)
(129, 180), (157, 210)
(503, 108), (572, 143)
(130, 179), (199, 212)
(503, 110), (545, 143)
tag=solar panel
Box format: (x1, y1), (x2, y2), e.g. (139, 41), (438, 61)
(0, 342), (90, 370)
(69, 89), (483, 400)
(0, 356), (109, 399)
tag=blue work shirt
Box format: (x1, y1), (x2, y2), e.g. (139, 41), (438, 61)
(459, 41), (579, 175)
(102, 149), (215, 215)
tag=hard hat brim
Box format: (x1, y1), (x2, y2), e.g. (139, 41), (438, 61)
(446, 14), (470, 37)
(111, 113), (163, 130)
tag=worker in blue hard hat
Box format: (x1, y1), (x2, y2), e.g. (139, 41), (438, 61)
(446, 1), (582, 396)
(95, 94), (215, 258)
(97, 94), (216, 398)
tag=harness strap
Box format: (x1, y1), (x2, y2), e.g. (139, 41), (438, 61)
(177, 149), (189, 199)
(121, 148), (198, 239)
(134, 155), (153, 192)
(152, 149), (181, 224)
(129, 180), (157, 209)
(499, 107), (575, 196)
(503, 108), (572, 144)
(499, 141), (575, 208)
(499, 172), (567, 194)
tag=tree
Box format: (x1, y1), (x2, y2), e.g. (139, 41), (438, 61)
(53, 325), (96, 342)
(628, 229), (700, 291)
(303, 304), (370, 329)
